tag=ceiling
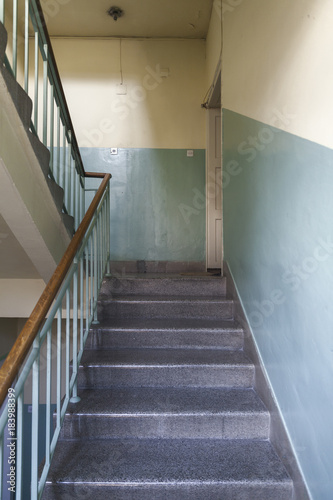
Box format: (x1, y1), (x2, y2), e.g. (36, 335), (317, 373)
(44, 0), (214, 39)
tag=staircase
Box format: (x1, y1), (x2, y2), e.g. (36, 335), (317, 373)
(0, 21), (74, 237)
(43, 273), (293, 499)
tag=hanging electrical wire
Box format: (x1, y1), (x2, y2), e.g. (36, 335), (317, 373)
(119, 38), (123, 85)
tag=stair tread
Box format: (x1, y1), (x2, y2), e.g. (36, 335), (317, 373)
(47, 438), (291, 484)
(91, 317), (242, 332)
(80, 348), (252, 367)
(99, 294), (232, 303)
(65, 387), (268, 415)
(107, 274), (224, 280)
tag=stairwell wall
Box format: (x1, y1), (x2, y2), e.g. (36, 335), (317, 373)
(52, 38), (207, 264)
(221, 1), (333, 499)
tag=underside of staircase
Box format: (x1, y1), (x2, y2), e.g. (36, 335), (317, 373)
(43, 273), (294, 499)
(0, 22), (74, 282)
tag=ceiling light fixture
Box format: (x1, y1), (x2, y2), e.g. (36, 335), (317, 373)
(108, 6), (124, 21)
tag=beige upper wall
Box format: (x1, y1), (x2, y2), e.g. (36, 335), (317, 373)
(52, 38), (207, 150)
(206, 0), (222, 94)
(223, 0), (333, 149)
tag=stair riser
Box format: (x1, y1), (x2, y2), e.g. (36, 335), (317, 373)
(85, 329), (244, 351)
(78, 366), (254, 389)
(43, 483), (293, 500)
(101, 277), (227, 297)
(59, 413), (269, 440)
(98, 300), (234, 321)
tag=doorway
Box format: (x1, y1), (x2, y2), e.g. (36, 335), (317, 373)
(206, 70), (222, 270)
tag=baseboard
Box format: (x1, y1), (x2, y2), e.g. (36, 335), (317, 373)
(109, 260), (206, 275)
(223, 261), (311, 500)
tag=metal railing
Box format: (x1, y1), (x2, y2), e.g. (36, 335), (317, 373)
(0, 0), (85, 229)
(0, 1), (114, 497)
(0, 173), (111, 500)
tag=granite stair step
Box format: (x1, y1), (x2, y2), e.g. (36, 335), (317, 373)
(97, 295), (234, 320)
(59, 387), (269, 440)
(100, 275), (227, 297)
(43, 438), (293, 500)
(78, 348), (254, 389)
(85, 318), (244, 350)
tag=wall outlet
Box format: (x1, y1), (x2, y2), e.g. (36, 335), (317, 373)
(111, 148), (118, 155)
(187, 150), (194, 157)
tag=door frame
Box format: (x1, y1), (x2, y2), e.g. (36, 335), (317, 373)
(206, 65), (222, 270)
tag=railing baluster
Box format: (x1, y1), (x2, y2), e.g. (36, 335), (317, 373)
(56, 308), (62, 431)
(90, 235), (94, 323)
(85, 246), (89, 332)
(43, 44), (48, 145)
(34, 31), (39, 132)
(0, 0), (4, 24)
(107, 186), (111, 274)
(56, 105), (61, 184)
(16, 391), (24, 498)
(61, 123), (66, 191)
(45, 328), (52, 468)
(70, 263), (81, 403)
(50, 84), (55, 174)
(31, 334), (40, 500)
(75, 169), (80, 230)
(93, 225), (99, 324)
(65, 292), (70, 402)
(24, 0), (29, 92)
(70, 157), (75, 217)
(80, 256), (84, 351)
(65, 132), (72, 212)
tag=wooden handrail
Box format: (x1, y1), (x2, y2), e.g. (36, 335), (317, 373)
(0, 173), (111, 406)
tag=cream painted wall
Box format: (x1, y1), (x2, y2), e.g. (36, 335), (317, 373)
(205, 0), (222, 93)
(223, 0), (333, 149)
(52, 38), (206, 150)
(0, 319), (19, 359)
(0, 280), (45, 317)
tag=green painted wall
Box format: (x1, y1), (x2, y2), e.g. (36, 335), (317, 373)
(83, 148), (206, 263)
(223, 109), (333, 500)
